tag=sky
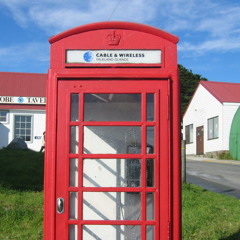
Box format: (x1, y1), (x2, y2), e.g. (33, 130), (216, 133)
(0, 0), (240, 83)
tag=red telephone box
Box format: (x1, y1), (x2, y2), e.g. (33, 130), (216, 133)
(44, 21), (181, 240)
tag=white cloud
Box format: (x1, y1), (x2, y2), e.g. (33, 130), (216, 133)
(197, 6), (240, 37)
(0, 0), (29, 26)
(179, 38), (240, 54)
(0, 0), (240, 54)
(158, 0), (240, 36)
(0, 0), (158, 34)
(0, 42), (49, 64)
(158, 0), (240, 54)
(153, 0), (216, 31)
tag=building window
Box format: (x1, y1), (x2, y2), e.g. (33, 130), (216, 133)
(14, 115), (32, 142)
(0, 110), (8, 123)
(185, 124), (193, 144)
(208, 116), (219, 140)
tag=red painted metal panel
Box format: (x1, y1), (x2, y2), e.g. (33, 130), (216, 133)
(45, 21), (180, 240)
(49, 22), (178, 70)
(49, 21), (178, 44)
(54, 80), (168, 240)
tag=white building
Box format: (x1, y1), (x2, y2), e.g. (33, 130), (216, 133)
(183, 81), (240, 156)
(0, 72), (47, 151)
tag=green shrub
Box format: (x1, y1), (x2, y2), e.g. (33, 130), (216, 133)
(0, 148), (44, 191)
(218, 151), (237, 160)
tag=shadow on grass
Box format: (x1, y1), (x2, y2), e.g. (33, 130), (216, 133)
(0, 148), (44, 191)
(220, 229), (240, 240)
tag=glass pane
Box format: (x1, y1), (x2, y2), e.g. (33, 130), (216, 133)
(190, 124), (193, 142)
(147, 126), (154, 153)
(147, 226), (154, 240)
(84, 126), (141, 154)
(15, 116), (20, 122)
(83, 192), (141, 220)
(83, 159), (141, 187)
(69, 192), (78, 220)
(71, 94), (79, 121)
(186, 124), (193, 144)
(126, 159), (141, 187)
(147, 94), (154, 121)
(147, 159), (154, 187)
(147, 193), (154, 220)
(69, 225), (78, 240)
(84, 93), (141, 121)
(70, 158), (78, 187)
(214, 117), (219, 138)
(0, 111), (7, 122)
(26, 116), (31, 122)
(208, 119), (213, 139)
(70, 126), (78, 154)
(83, 225), (141, 240)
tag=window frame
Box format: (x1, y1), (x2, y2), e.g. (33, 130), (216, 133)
(185, 124), (193, 144)
(13, 115), (33, 143)
(0, 110), (9, 123)
(208, 116), (219, 140)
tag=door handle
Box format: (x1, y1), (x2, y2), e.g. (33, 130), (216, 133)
(57, 197), (64, 214)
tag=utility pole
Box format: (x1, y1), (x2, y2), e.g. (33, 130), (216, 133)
(181, 140), (186, 183)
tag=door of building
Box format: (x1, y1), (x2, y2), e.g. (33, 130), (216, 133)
(196, 126), (204, 155)
(55, 79), (170, 240)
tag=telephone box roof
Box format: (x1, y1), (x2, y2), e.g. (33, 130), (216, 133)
(49, 21), (179, 44)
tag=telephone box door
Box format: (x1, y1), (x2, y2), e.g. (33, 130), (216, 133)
(55, 79), (170, 240)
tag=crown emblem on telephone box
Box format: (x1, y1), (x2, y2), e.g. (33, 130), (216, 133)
(107, 31), (121, 45)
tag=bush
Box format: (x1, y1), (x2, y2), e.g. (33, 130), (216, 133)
(0, 148), (44, 191)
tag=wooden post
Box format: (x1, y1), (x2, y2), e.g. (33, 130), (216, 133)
(181, 140), (186, 183)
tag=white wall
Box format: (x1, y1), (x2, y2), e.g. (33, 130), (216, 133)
(183, 84), (223, 155)
(0, 109), (46, 151)
(222, 103), (240, 150)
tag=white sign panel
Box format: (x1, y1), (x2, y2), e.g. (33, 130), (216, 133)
(66, 50), (162, 64)
(0, 96), (46, 105)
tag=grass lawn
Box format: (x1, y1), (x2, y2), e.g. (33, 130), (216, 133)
(182, 184), (240, 240)
(0, 186), (43, 240)
(0, 148), (240, 239)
